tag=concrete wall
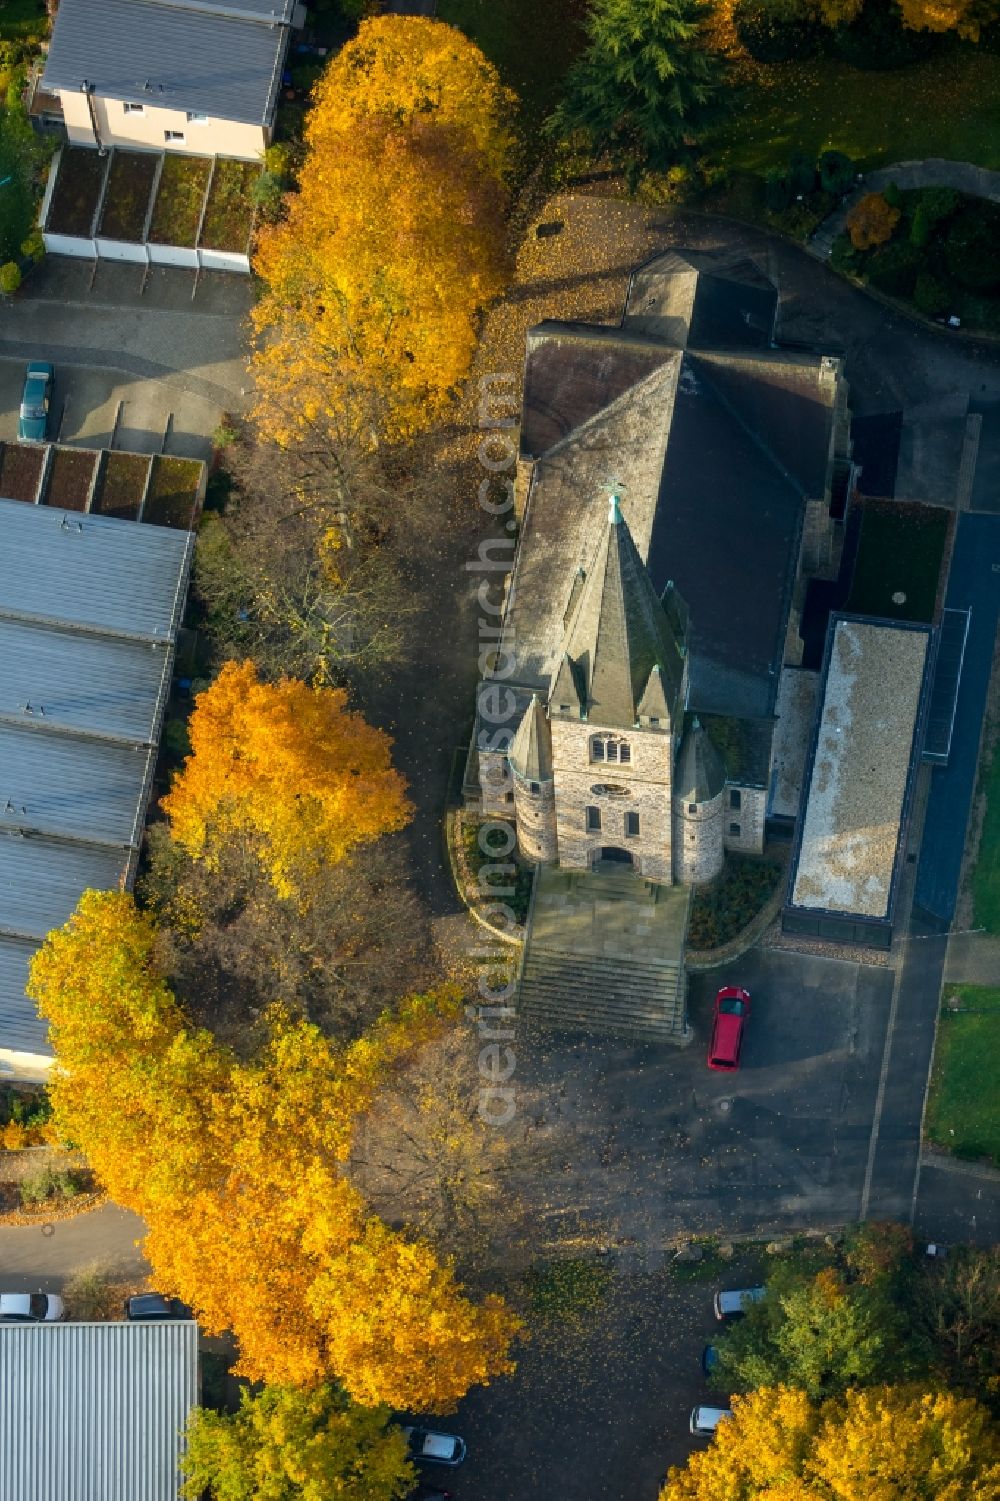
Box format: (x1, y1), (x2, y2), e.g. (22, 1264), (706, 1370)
(550, 717), (674, 880)
(722, 784), (767, 854)
(60, 90), (265, 160)
(673, 789), (724, 885)
(512, 772), (558, 864)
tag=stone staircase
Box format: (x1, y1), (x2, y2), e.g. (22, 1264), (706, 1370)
(517, 867), (692, 1043)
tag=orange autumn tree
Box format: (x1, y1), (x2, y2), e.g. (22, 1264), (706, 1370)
(251, 16), (516, 445)
(28, 894), (519, 1409)
(846, 191), (901, 251)
(161, 661), (411, 900)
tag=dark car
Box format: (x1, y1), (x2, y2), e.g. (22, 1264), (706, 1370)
(403, 1427), (467, 1467)
(124, 1293), (192, 1321)
(707, 985), (751, 1071)
(701, 1343), (720, 1377)
(17, 361), (54, 442)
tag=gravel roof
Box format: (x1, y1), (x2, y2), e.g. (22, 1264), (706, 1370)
(791, 619), (929, 918)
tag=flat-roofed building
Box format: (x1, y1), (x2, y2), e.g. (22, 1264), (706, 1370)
(0, 1319), (198, 1501)
(783, 615), (933, 949)
(0, 498), (192, 1080)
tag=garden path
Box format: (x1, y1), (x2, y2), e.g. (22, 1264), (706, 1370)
(811, 158), (1000, 258)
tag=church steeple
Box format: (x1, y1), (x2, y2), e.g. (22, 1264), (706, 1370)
(548, 491), (687, 729)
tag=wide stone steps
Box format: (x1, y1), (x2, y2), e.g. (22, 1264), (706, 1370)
(518, 944), (687, 1041)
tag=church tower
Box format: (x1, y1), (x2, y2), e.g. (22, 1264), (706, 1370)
(545, 493), (688, 882)
(509, 693), (558, 864)
(672, 717), (725, 885)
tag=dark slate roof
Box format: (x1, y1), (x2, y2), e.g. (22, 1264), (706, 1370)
(520, 323), (678, 461)
(42, 0), (293, 125)
(552, 495), (686, 730)
(674, 718), (725, 803)
(493, 253), (841, 729)
(624, 249), (778, 350)
(646, 352), (819, 719)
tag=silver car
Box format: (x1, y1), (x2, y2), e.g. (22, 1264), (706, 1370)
(0, 1291), (65, 1322)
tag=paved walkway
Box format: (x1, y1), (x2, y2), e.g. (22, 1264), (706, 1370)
(944, 929), (1000, 985)
(811, 158), (1000, 258)
(0, 1203), (148, 1293)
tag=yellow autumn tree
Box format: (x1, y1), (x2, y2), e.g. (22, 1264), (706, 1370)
(161, 661), (412, 900)
(28, 902), (519, 1408)
(897, 0), (983, 34)
(659, 1384), (1000, 1501)
(251, 16), (516, 445)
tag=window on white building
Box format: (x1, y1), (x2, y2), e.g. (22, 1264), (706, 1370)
(186, 112), (209, 124)
(730, 789), (742, 810)
(123, 102), (145, 114)
(625, 811), (640, 838)
(164, 130), (185, 143)
(586, 805), (601, 832)
(729, 822), (741, 836)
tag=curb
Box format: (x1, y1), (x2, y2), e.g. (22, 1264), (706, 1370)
(686, 868), (789, 973)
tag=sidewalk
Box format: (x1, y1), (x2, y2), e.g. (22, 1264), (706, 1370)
(944, 929), (1000, 986)
(811, 157), (1000, 259)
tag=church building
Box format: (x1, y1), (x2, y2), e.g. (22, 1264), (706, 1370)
(466, 249), (854, 890)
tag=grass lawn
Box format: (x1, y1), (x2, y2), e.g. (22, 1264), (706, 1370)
(925, 984), (1000, 1164)
(972, 732), (1000, 933)
(706, 47), (1000, 177)
(846, 499), (950, 623)
(0, 0), (47, 41)
(436, 0), (585, 134)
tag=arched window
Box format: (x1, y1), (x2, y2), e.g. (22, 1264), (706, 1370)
(590, 733), (631, 766)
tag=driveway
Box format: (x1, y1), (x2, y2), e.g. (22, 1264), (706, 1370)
(0, 1203), (148, 1292)
(513, 947), (894, 1253)
(0, 255), (252, 462)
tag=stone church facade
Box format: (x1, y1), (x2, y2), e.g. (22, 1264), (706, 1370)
(466, 248), (854, 890)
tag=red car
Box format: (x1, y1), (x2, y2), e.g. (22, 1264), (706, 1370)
(707, 985), (751, 1071)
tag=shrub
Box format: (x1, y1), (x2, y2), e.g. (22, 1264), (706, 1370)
(846, 191), (900, 249)
(910, 186), (960, 247)
(0, 261), (21, 295)
(830, 232), (861, 273)
(913, 272), (952, 316)
(945, 202), (1000, 292)
(765, 167), (794, 213)
(19, 227), (44, 263)
(818, 148), (854, 196)
(734, 0), (823, 59)
(789, 149), (817, 197)
(882, 180), (903, 209)
(865, 238), (923, 295)
(18, 1167), (83, 1206)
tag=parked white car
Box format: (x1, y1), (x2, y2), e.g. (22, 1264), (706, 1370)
(690, 1405), (733, 1437)
(0, 1292), (65, 1322)
(713, 1285), (765, 1320)
(403, 1426), (467, 1467)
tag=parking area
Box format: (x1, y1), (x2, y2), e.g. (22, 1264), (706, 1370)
(511, 947), (895, 1256)
(0, 255), (252, 467)
(0, 358), (226, 460)
(452, 1250), (768, 1501)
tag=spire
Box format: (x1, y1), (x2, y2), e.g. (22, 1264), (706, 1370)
(675, 716), (725, 803)
(549, 493), (686, 729)
(509, 694), (553, 781)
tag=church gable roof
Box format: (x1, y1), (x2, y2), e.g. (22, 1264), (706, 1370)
(520, 323), (679, 461)
(674, 717), (726, 803)
(556, 495), (685, 730)
(624, 250), (778, 350)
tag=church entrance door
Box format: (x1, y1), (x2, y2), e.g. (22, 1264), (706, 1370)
(596, 846), (634, 867)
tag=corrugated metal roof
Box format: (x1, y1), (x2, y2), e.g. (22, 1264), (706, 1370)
(0, 498), (192, 642)
(0, 1321), (198, 1501)
(0, 724), (155, 847)
(0, 620), (172, 745)
(0, 938), (47, 1053)
(42, 0), (291, 126)
(0, 833), (128, 940)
